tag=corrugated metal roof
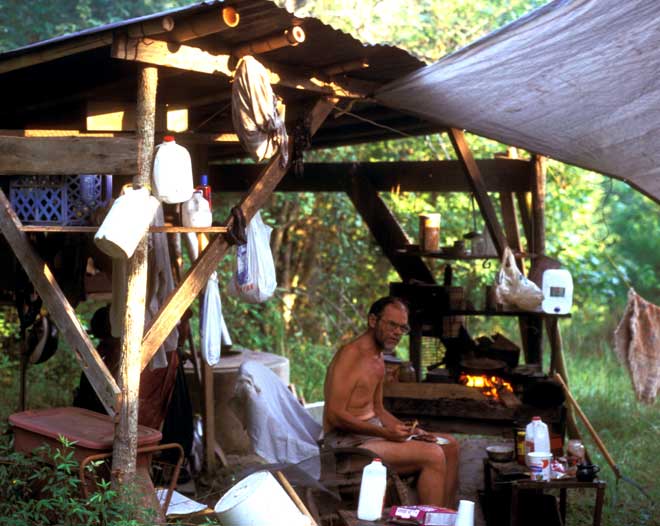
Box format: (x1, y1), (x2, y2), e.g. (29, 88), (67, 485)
(0, 0), (434, 158)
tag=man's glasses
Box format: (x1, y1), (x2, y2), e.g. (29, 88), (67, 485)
(378, 317), (411, 335)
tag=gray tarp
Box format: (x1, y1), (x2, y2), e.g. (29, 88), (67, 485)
(376, 0), (660, 204)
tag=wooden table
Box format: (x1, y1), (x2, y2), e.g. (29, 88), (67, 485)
(337, 509), (388, 526)
(483, 459), (606, 526)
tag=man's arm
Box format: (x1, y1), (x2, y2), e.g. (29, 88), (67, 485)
(325, 350), (408, 441)
(373, 375), (406, 430)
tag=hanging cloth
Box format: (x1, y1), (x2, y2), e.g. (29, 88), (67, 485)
(614, 288), (660, 404)
(231, 55), (289, 166)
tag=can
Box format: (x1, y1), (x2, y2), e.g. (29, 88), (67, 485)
(515, 430), (526, 465)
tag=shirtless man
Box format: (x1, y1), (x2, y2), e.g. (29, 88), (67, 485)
(323, 297), (459, 507)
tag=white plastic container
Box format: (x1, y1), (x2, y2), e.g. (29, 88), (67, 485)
(527, 451), (553, 481)
(357, 458), (387, 521)
(94, 186), (160, 259)
(525, 416), (550, 458)
(455, 499), (475, 526)
(542, 269), (574, 314)
(214, 471), (309, 526)
(182, 191), (212, 228)
(152, 136), (194, 204)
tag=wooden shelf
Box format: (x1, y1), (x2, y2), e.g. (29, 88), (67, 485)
(444, 309), (570, 318)
(396, 247), (533, 260)
(19, 225), (228, 233)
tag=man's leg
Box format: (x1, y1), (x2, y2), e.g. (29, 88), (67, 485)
(361, 440), (448, 507)
(434, 433), (459, 506)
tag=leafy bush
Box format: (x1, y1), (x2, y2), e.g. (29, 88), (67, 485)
(0, 434), (156, 526)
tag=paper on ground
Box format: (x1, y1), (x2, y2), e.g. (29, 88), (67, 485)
(156, 489), (209, 516)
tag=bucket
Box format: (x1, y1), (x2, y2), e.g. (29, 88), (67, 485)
(214, 471), (309, 526)
(94, 186), (160, 259)
(526, 451), (553, 481)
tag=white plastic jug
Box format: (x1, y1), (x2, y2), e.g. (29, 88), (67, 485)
(357, 458), (387, 521)
(182, 191), (212, 228)
(542, 269), (574, 314)
(525, 416), (550, 461)
(152, 136), (194, 204)
(94, 186), (160, 259)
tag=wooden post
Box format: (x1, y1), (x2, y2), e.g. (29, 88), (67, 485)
(112, 65), (158, 480)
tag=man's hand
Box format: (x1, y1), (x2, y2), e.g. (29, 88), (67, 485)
(382, 422), (412, 442)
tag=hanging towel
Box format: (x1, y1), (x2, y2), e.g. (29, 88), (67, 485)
(614, 288), (660, 404)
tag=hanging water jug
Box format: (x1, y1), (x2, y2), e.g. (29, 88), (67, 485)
(94, 186), (160, 259)
(182, 191), (212, 228)
(357, 458), (387, 521)
(152, 136), (194, 204)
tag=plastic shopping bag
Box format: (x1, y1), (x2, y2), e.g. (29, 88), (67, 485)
(228, 211), (277, 303)
(495, 246), (544, 310)
(201, 272), (232, 366)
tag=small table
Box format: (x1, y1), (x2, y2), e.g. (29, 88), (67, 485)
(337, 509), (387, 526)
(483, 459), (606, 526)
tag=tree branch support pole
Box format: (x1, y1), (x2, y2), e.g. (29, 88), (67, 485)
(112, 65), (158, 481)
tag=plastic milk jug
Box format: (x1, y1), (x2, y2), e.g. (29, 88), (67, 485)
(525, 416), (550, 459)
(357, 458), (387, 521)
(182, 191), (212, 228)
(152, 136), (194, 204)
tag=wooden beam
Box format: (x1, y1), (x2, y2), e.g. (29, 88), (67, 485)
(0, 189), (119, 414)
(516, 191), (533, 247)
(112, 36), (370, 99)
(140, 98), (337, 371)
(447, 128), (508, 257)
(167, 7), (239, 43)
(112, 66), (158, 479)
(211, 159), (533, 193)
(232, 26), (305, 58)
(347, 172), (435, 284)
(0, 136), (137, 175)
(112, 35), (233, 77)
(531, 154), (547, 256)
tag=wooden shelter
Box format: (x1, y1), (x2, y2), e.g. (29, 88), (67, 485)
(0, 0), (577, 480)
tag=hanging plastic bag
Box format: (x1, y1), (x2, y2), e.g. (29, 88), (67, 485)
(227, 211), (277, 303)
(495, 246), (544, 310)
(201, 271), (232, 366)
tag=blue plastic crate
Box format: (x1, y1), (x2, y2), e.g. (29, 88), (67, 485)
(10, 175), (111, 226)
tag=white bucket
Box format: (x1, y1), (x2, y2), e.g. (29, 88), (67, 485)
(526, 451), (553, 481)
(94, 186), (160, 259)
(214, 471), (309, 526)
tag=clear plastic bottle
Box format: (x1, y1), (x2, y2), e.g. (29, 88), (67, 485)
(525, 416), (550, 457)
(357, 458), (387, 521)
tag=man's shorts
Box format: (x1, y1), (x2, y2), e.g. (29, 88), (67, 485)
(322, 416), (384, 448)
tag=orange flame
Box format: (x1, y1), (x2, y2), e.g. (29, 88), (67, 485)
(459, 374), (513, 399)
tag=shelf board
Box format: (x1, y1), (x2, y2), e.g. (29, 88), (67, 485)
(445, 309), (570, 318)
(397, 247), (533, 260)
(19, 225), (228, 234)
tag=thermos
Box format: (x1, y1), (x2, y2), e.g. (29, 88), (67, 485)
(357, 458), (387, 521)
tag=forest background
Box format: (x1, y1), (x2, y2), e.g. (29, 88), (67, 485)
(0, 1), (658, 525)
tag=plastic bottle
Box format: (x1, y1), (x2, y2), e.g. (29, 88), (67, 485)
(357, 458), (387, 521)
(525, 416), (550, 458)
(196, 173), (213, 210)
(152, 136), (194, 204)
(182, 191), (212, 228)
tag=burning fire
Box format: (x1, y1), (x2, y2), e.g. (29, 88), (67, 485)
(460, 374), (513, 399)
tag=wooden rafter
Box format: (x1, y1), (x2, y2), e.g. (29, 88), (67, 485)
(139, 97), (337, 370)
(447, 128), (508, 257)
(0, 136), (138, 175)
(0, 189), (120, 415)
(211, 159), (534, 193)
(111, 36), (372, 99)
(500, 192), (525, 273)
